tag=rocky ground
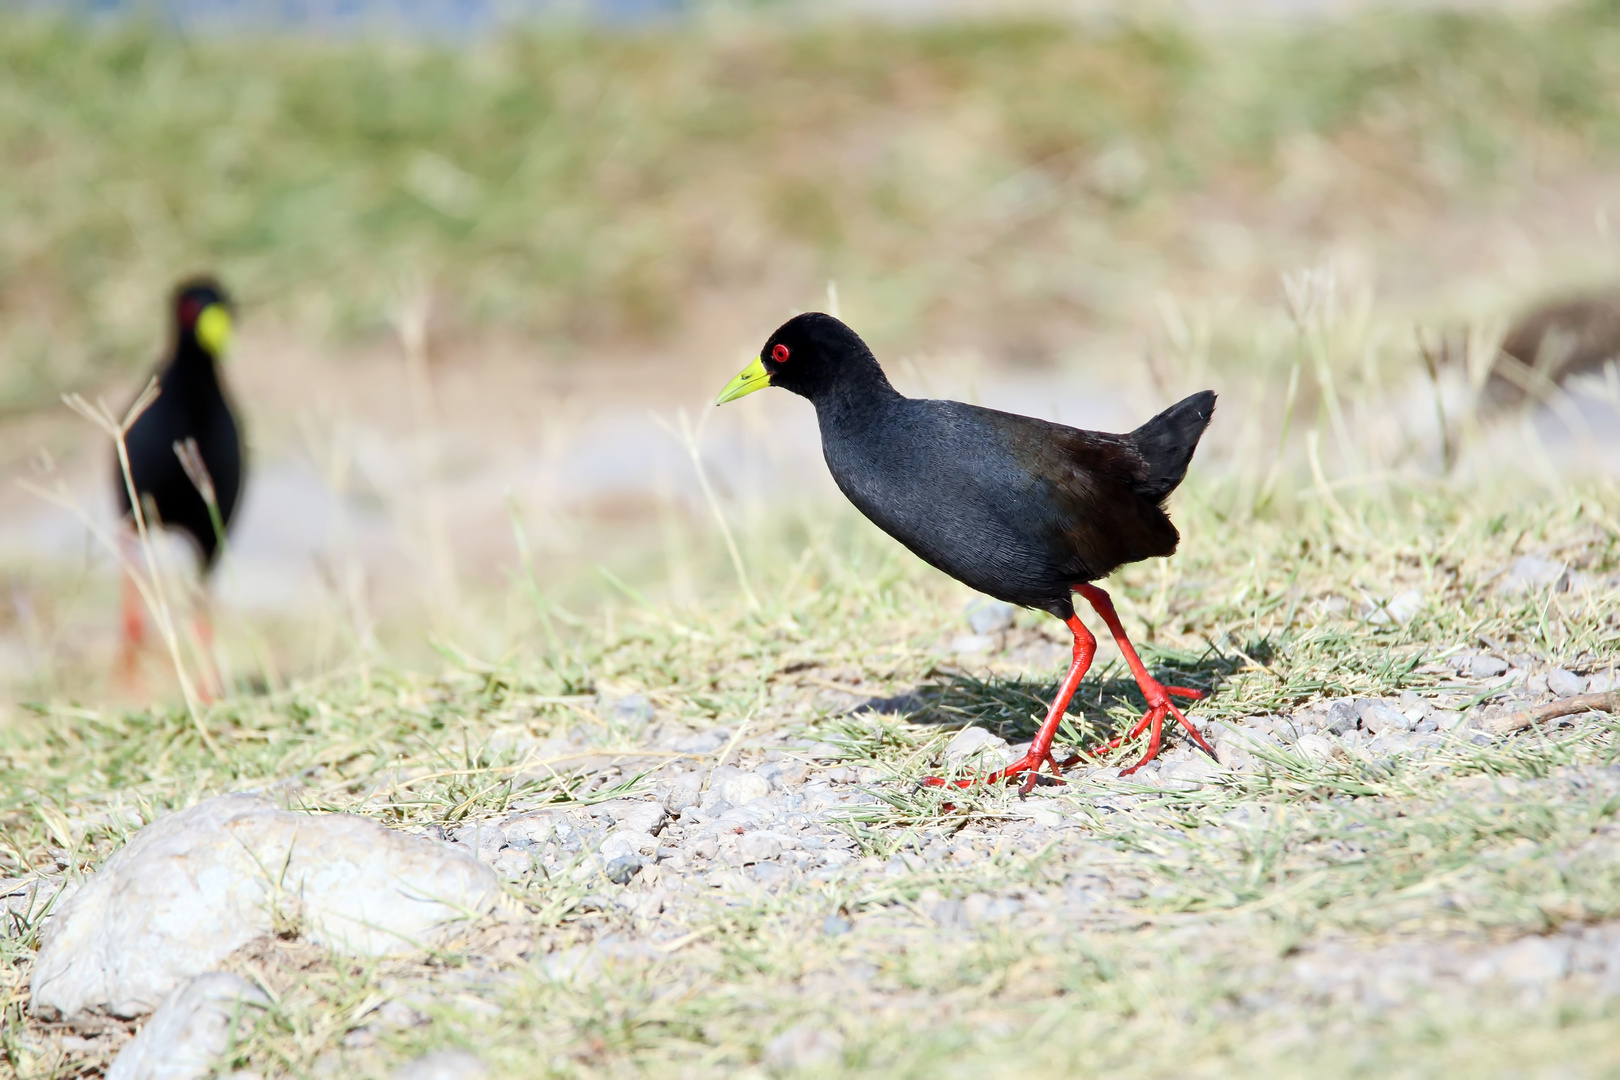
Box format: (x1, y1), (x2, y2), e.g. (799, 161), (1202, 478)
(2, 495), (1619, 1078)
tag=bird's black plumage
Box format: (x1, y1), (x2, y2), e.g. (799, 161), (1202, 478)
(755, 313), (1214, 618)
(116, 277), (244, 571)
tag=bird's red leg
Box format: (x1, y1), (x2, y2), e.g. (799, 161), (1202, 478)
(925, 614), (1096, 794)
(1074, 583), (1214, 775)
(117, 532), (145, 686)
(192, 604), (219, 704)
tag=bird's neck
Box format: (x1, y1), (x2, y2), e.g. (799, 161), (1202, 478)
(165, 340), (222, 389)
(810, 368), (904, 431)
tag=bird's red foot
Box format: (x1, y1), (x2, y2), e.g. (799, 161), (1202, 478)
(1089, 680), (1212, 774)
(923, 613), (1097, 799)
(922, 746), (1080, 796)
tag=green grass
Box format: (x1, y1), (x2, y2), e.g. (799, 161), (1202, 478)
(4, 1), (1620, 411)
(2, 474), (1617, 1077)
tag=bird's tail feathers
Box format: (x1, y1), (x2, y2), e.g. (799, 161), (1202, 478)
(1128, 390), (1217, 502)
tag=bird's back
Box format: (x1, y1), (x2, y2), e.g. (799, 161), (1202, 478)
(818, 394), (1212, 615)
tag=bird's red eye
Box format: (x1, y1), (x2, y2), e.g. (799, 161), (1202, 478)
(178, 298), (203, 327)
(772, 344), (790, 363)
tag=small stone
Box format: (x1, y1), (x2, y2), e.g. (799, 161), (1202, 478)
(943, 726), (1013, 766)
(391, 1050), (489, 1080)
(1366, 590), (1423, 626)
(608, 694), (655, 728)
(500, 813), (554, 849)
(966, 599), (1017, 635)
(1547, 669), (1588, 699)
(737, 833), (784, 864)
(1160, 759), (1217, 786)
(1470, 656), (1510, 679)
(1360, 702), (1414, 735)
(1588, 671), (1617, 694)
(924, 898), (969, 928)
(1295, 733), (1335, 761)
(1325, 701), (1358, 736)
(604, 856), (642, 886)
(489, 850), (531, 880)
(451, 823), (505, 858)
(674, 728), (729, 754)
(719, 773), (771, 807)
(747, 862), (791, 888)
(1496, 937), (1571, 986)
(1499, 556), (1568, 596)
(951, 634), (995, 655)
(756, 762), (807, 790)
(962, 893), (1022, 926)
(663, 780), (702, 815)
(797, 741), (845, 761)
(374, 999), (427, 1031)
(821, 915), (852, 936)
(764, 1023), (843, 1073)
(106, 973), (269, 1080)
(599, 830), (659, 861)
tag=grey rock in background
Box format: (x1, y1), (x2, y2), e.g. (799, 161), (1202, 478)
(951, 633), (995, 655)
(607, 694), (655, 728)
(965, 599), (1017, 635)
(391, 1050), (489, 1080)
(764, 1023), (843, 1073)
(1499, 555), (1569, 595)
(32, 795), (502, 1025)
(106, 972), (268, 1080)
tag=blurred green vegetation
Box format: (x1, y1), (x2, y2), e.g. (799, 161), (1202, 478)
(2, 1), (1620, 411)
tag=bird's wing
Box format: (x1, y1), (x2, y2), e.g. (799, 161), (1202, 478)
(953, 404), (1180, 574)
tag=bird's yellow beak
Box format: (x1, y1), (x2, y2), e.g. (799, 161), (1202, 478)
(195, 304), (233, 357)
(716, 355), (771, 405)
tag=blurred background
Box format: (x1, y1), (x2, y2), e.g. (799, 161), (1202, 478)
(1, 0), (1617, 706)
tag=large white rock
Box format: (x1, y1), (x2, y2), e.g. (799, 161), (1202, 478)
(32, 794), (502, 1024)
(106, 972), (268, 1080)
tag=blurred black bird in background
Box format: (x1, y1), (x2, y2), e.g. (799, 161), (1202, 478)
(718, 313), (1216, 791)
(1489, 289), (1620, 409)
(116, 277), (244, 689)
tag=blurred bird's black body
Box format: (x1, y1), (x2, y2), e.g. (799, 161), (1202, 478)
(759, 313), (1214, 619)
(116, 278), (244, 570)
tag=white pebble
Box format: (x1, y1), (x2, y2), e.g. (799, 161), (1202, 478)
(1547, 669), (1588, 699)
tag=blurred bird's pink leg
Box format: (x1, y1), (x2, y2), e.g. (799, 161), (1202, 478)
(117, 532), (145, 685)
(1075, 583), (1214, 774)
(192, 602), (220, 703)
(925, 614), (1096, 794)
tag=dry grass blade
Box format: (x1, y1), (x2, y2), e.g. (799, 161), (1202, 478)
(55, 386), (217, 755)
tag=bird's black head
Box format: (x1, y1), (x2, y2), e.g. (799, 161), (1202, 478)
(716, 312), (892, 407)
(172, 276), (234, 358)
